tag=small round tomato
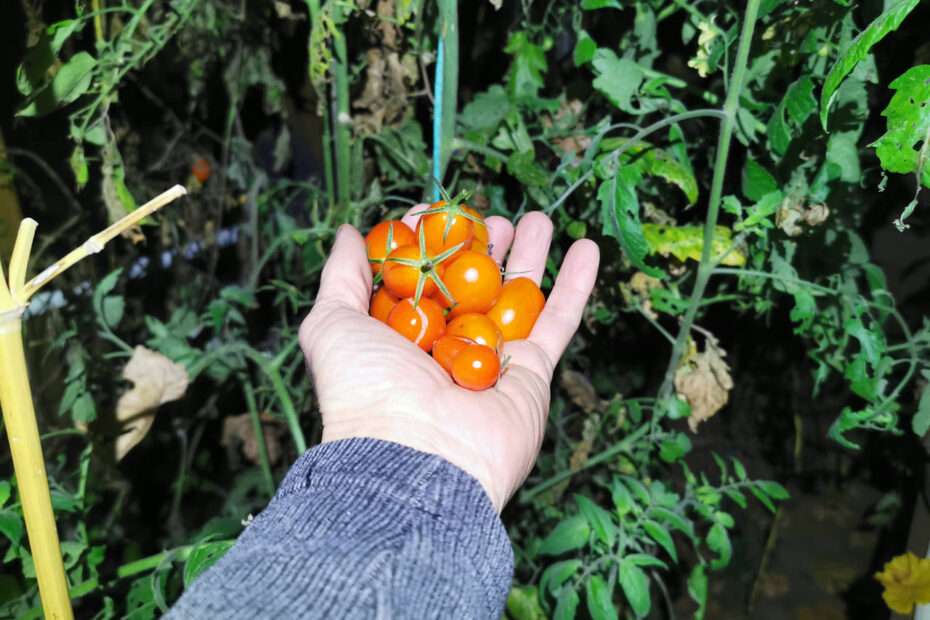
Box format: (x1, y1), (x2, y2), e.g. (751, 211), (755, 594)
(462, 205), (488, 253)
(485, 277), (546, 341)
(369, 287), (400, 323)
(431, 250), (502, 318)
(382, 245), (444, 299)
(366, 220), (417, 275)
(386, 297), (446, 351)
(451, 343), (500, 390)
(431, 335), (472, 374)
(416, 203), (474, 263)
(445, 313), (503, 353)
(192, 157), (211, 182)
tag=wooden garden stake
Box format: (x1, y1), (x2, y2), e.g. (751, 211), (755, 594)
(0, 185), (186, 620)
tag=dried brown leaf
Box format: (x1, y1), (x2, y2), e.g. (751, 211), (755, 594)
(222, 412), (288, 466)
(675, 335), (733, 433)
(114, 346), (188, 461)
(561, 369), (604, 413)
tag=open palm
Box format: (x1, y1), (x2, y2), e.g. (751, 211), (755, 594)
(298, 209), (599, 511)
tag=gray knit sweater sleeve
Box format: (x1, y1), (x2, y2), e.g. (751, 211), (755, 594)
(164, 438), (514, 619)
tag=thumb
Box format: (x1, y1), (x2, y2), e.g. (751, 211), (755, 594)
(314, 224), (373, 312)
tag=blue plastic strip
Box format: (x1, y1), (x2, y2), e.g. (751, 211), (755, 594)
(432, 37), (444, 202)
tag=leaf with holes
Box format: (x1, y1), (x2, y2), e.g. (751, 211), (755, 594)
(871, 64), (930, 204)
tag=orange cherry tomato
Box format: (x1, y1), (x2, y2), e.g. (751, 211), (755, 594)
(369, 287), (400, 323)
(431, 250), (502, 318)
(382, 245), (444, 299)
(432, 335), (472, 374)
(416, 202), (474, 264)
(192, 157), (211, 182)
(451, 343), (500, 390)
(462, 205), (488, 248)
(445, 313), (503, 353)
(386, 297), (446, 351)
(365, 220), (417, 275)
(485, 277), (546, 341)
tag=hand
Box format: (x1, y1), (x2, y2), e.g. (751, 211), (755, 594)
(298, 209), (599, 512)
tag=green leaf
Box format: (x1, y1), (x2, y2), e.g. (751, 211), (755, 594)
(541, 560), (583, 596)
(687, 564), (708, 620)
(0, 510), (24, 546)
(507, 151), (549, 186)
(18, 51), (97, 117)
(641, 223), (745, 267)
(843, 318), (884, 366)
(871, 64), (930, 195)
(597, 168), (664, 278)
(575, 495), (617, 548)
(766, 106), (791, 156)
(757, 481), (789, 500)
(582, 0), (623, 8)
(183, 541), (234, 587)
(820, 0), (920, 129)
(0, 481), (10, 507)
(643, 520), (677, 562)
(913, 370), (930, 436)
(505, 32), (547, 99)
(784, 76), (817, 126)
(666, 397), (691, 420)
(553, 586), (580, 620)
(600, 140), (698, 205)
(506, 585), (547, 620)
(659, 432), (691, 463)
(460, 85), (510, 132)
(591, 49), (643, 114)
(101, 296), (125, 329)
(741, 158), (777, 201)
(70, 145), (89, 190)
(610, 477), (635, 516)
(723, 489), (747, 509)
(540, 515), (590, 555)
(826, 131), (861, 183)
(585, 575), (618, 620)
(618, 560), (650, 617)
(574, 30), (597, 66)
(647, 506), (694, 539)
(72, 391), (97, 424)
(705, 522), (731, 569)
(625, 553), (668, 570)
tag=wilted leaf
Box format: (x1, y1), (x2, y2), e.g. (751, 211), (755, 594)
(561, 370), (605, 413)
(675, 334), (733, 433)
(222, 412), (288, 466)
(114, 347), (189, 461)
(642, 224), (745, 267)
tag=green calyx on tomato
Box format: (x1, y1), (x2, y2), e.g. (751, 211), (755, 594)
(412, 185), (484, 243)
(383, 224), (463, 307)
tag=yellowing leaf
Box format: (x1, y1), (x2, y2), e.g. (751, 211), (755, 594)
(642, 223), (746, 266)
(675, 335), (733, 433)
(875, 552), (930, 614)
(114, 346), (188, 461)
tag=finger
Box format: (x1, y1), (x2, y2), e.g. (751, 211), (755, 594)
(400, 203), (431, 231)
(314, 224), (373, 312)
(504, 211), (553, 284)
(485, 216), (514, 264)
(527, 239), (600, 368)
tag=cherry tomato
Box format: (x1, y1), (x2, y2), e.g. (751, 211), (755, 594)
(462, 205), (488, 253)
(369, 287), (400, 323)
(386, 297), (446, 351)
(445, 313), (503, 353)
(431, 335), (472, 374)
(431, 250), (502, 318)
(191, 157), (211, 182)
(365, 220), (417, 275)
(451, 343), (500, 390)
(382, 245), (444, 299)
(416, 202), (474, 264)
(485, 277), (546, 341)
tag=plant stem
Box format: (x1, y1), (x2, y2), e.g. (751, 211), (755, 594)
(435, 0), (459, 197)
(657, 0), (762, 404)
(241, 373), (276, 499)
(331, 2), (352, 211)
(305, 0), (335, 208)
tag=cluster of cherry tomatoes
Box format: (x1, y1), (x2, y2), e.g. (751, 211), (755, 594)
(365, 195), (545, 391)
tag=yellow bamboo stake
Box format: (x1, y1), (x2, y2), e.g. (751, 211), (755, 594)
(0, 185), (186, 620)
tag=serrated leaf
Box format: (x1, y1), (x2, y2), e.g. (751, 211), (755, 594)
(658, 433), (691, 463)
(784, 76), (817, 126)
(541, 560), (583, 596)
(598, 168), (664, 278)
(618, 561), (651, 617)
(591, 49), (643, 114)
(610, 477), (635, 516)
(18, 51), (96, 117)
(601, 139), (698, 205)
(648, 506), (695, 539)
(843, 318), (884, 366)
(621, 476), (652, 504)
(643, 520), (677, 562)
(553, 586), (580, 620)
(742, 158), (777, 201)
(688, 564), (708, 620)
(574, 30), (597, 66)
(575, 495), (617, 548)
(460, 85), (510, 131)
(585, 575), (618, 620)
(540, 515), (591, 555)
(766, 106), (791, 156)
(820, 0), (920, 129)
(506, 585), (547, 620)
(641, 223), (746, 267)
(706, 523), (731, 569)
(507, 151), (549, 186)
(0, 510), (24, 546)
(505, 31), (547, 99)
(913, 371), (930, 436)
(183, 541), (234, 587)
(872, 64), (930, 194)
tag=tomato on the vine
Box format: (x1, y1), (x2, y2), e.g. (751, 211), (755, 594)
(451, 343), (500, 391)
(445, 313), (503, 353)
(382, 245), (445, 299)
(369, 287), (400, 323)
(431, 250), (502, 318)
(365, 220), (417, 275)
(485, 277), (546, 341)
(386, 297), (446, 351)
(432, 335), (472, 374)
